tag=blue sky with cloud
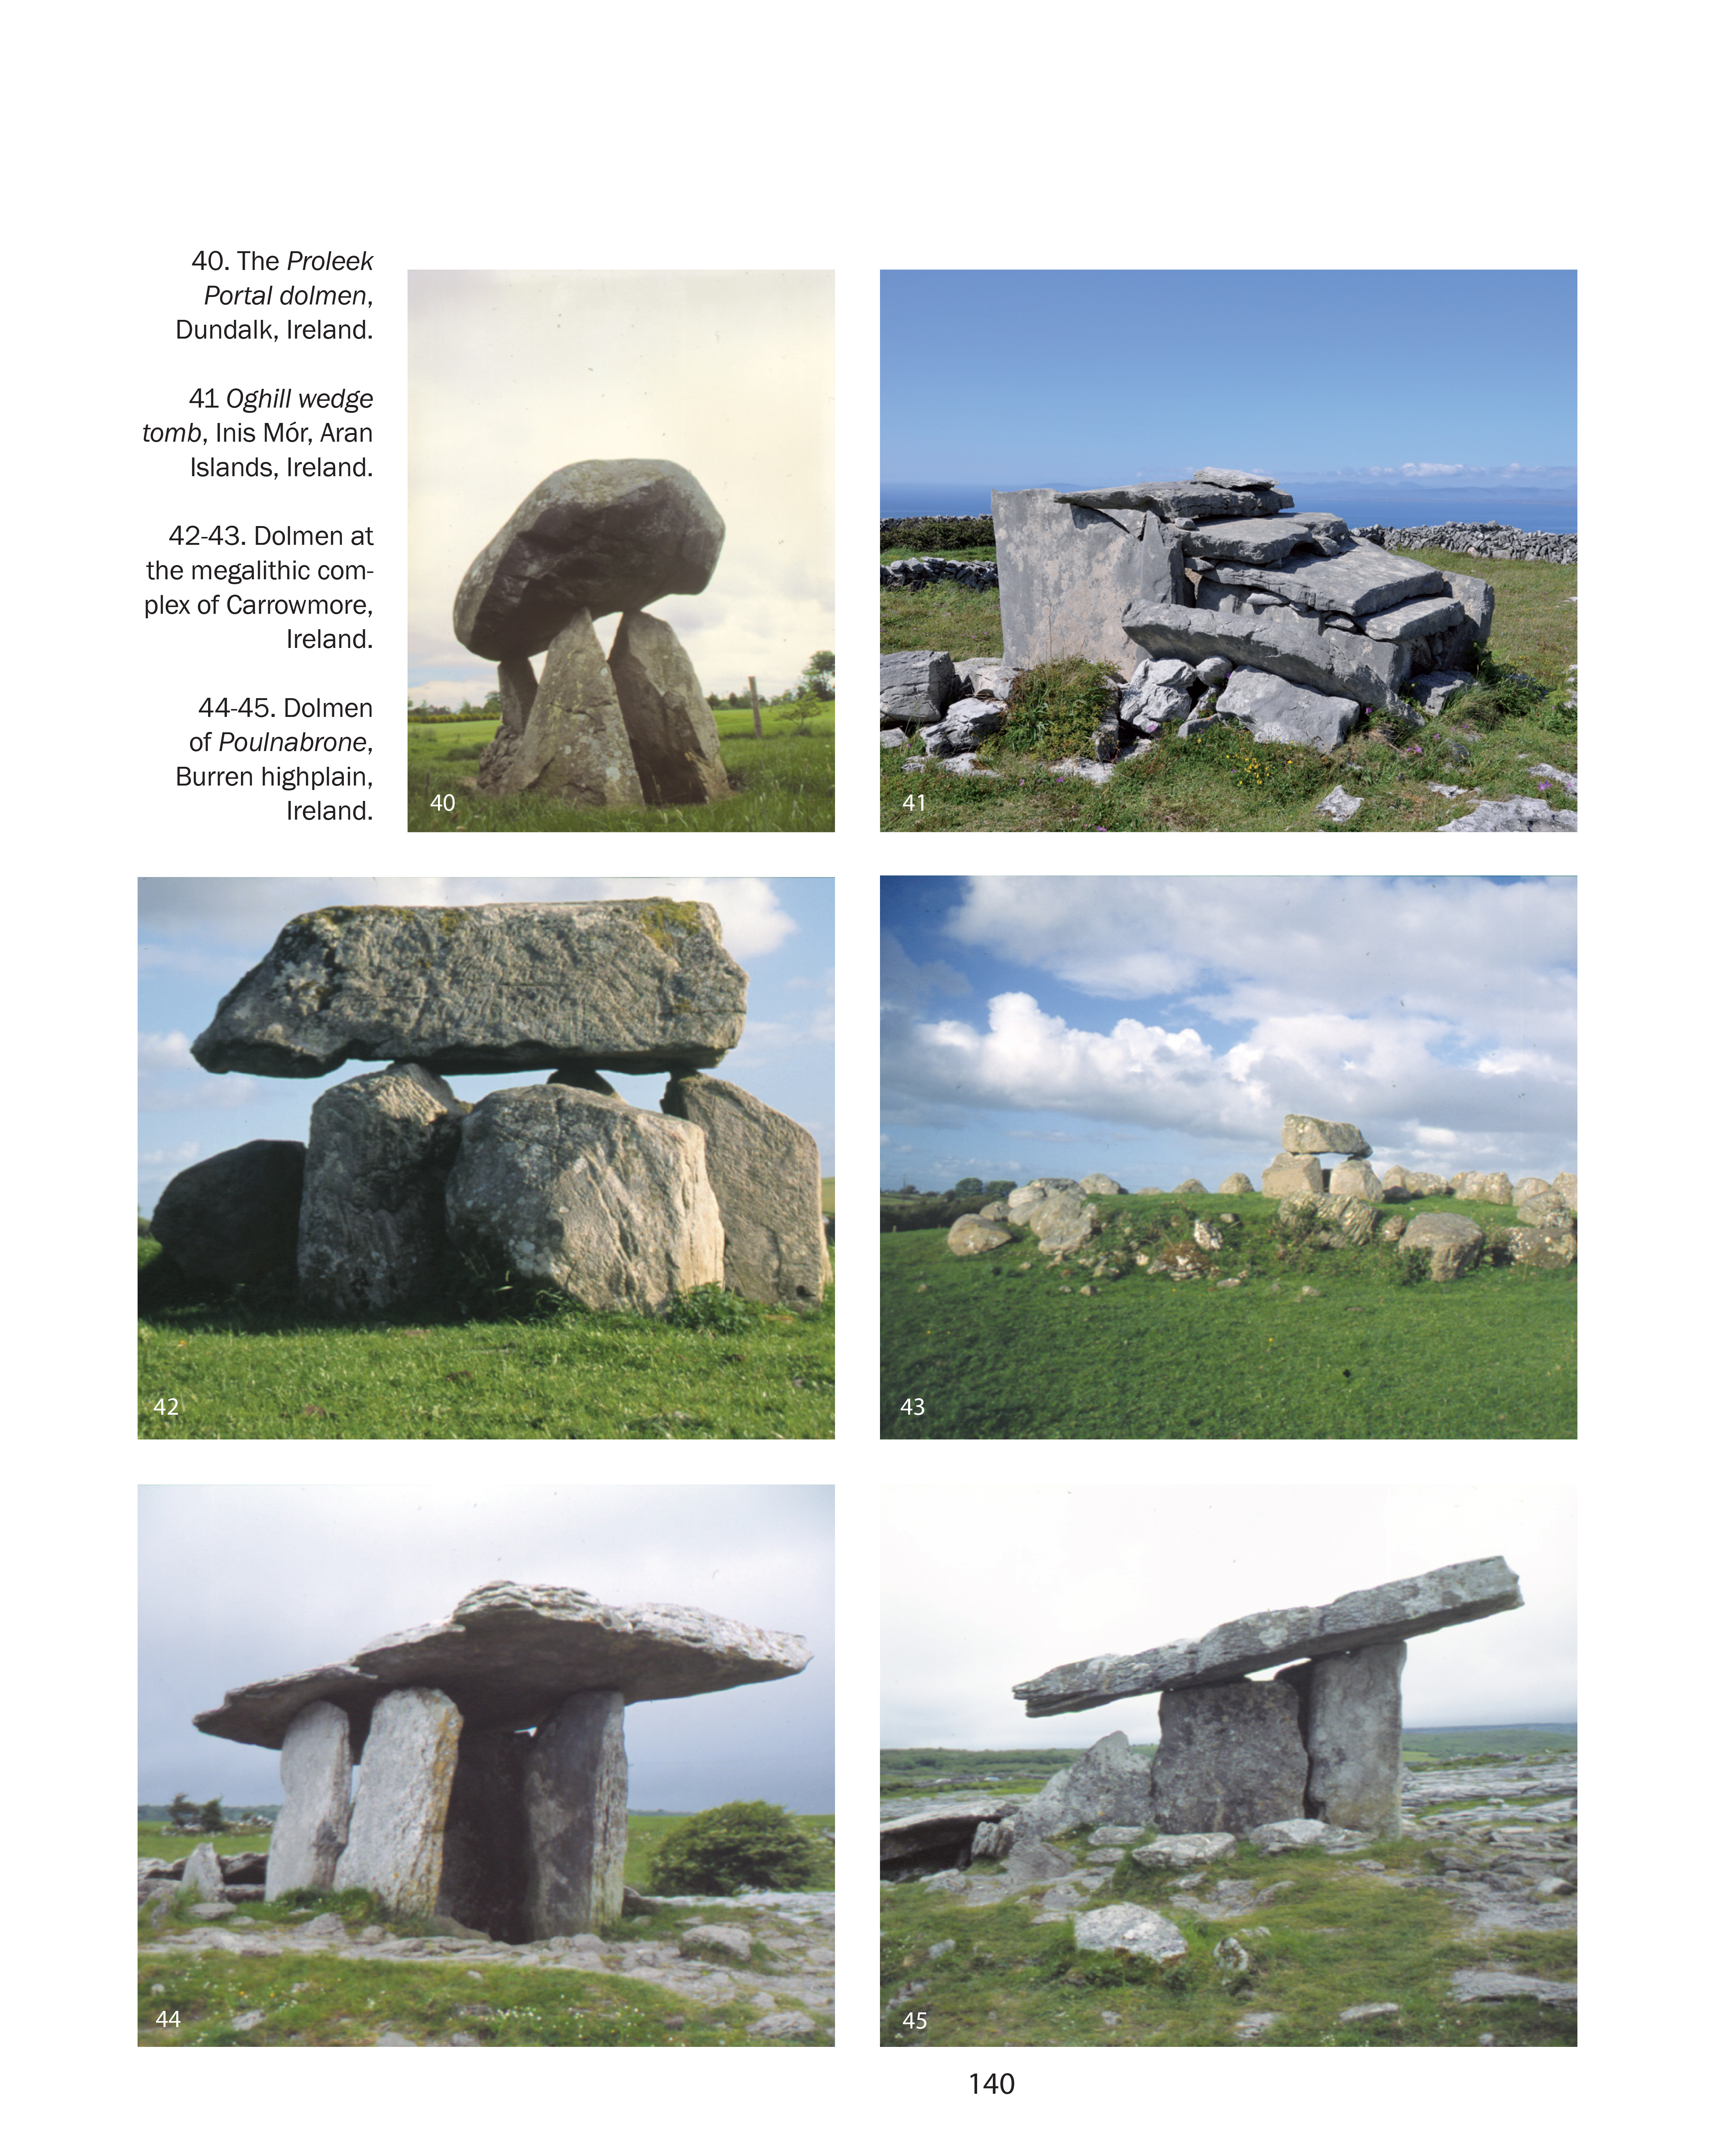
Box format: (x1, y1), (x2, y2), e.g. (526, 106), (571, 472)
(883, 270), (1574, 514)
(139, 877), (833, 1212)
(881, 876), (1575, 1192)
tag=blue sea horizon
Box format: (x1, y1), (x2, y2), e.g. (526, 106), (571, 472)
(881, 481), (1577, 534)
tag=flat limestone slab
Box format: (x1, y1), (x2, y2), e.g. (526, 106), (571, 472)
(192, 900), (747, 1078)
(1123, 601), (1406, 711)
(195, 1580), (812, 1750)
(1182, 539), (1445, 619)
(1014, 1557), (1521, 1715)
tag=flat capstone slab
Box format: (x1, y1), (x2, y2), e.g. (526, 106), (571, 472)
(194, 1580), (811, 1752)
(1014, 1556), (1521, 1716)
(192, 900), (748, 1079)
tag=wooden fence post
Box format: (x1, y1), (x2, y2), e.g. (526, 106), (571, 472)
(748, 675), (763, 739)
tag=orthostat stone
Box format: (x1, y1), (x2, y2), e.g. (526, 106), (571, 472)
(1151, 1680), (1308, 1836)
(333, 1687), (462, 1915)
(661, 1072), (832, 1306)
(265, 1700), (353, 1898)
(193, 1580), (812, 1750)
(994, 489), (1150, 670)
(1013, 1556), (1522, 1714)
(1122, 601), (1407, 711)
(454, 459), (724, 661)
(607, 609), (732, 805)
(475, 609), (643, 804)
(192, 900), (747, 1079)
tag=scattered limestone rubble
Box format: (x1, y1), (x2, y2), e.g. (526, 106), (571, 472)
(138, 1890), (834, 2043)
(151, 902), (831, 1316)
(941, 1123), (1576, 1278)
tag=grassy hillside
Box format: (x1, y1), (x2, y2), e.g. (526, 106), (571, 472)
(881, 1193), (1573, 1440)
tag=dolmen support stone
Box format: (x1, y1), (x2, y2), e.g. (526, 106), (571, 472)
(149, 1139), (306, 1288)
(196, 1582), (810, 1941)
(1013, 1557), (1521, 1715)
(661, 1073), (832, 1306)
(192, 900), (748, 1079)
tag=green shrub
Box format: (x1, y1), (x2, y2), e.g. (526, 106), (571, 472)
(646, 1801), (821, 1895)
(660, 1284), (762, 1334)
(881, 515), (994, 552)
(1002, 657), (1123, 759)
(1393, 1245), (1432, 1286)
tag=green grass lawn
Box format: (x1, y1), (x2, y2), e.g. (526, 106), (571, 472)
(880, 1195), (1574, 1440)
(139, 1244), (833, 1440)
(879, 551), (1575, 832)
(408, 703), (834, 831)
(881, 1828), (1574, 2047)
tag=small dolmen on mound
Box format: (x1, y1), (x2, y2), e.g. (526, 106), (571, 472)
(151, 901), (831, 1316)
(453, 458), (732, 806)
(194, 1580), (811, 1938)
(1014, 1557), (1521, 1838)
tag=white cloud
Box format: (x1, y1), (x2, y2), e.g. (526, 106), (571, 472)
(138, 1031), (197, 1072)
(140, 1142), (200, 1171)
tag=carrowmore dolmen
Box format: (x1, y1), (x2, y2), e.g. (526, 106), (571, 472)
(1013, 1558), (1522, 1837)
(194, 1581), (811, 1937)
(151, 901), (831, 1314)
(453, 458), (733, 806)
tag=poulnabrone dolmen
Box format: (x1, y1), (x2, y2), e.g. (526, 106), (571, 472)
(194, 1581), (811, 1938)
(1014, 1557), (1521, 1839)
(453, 457), (733, 806)
(148, 900), (831, 1315)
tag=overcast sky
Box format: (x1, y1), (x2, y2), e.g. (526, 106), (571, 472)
(882, 270), (1574, 497)
(883, 1484), (1574, 1750)
(882, 876), (1574, 1192)
(138, 877), (833, 1210)
(409, 271), (832, 707)
(141, 1485), (832, 1812)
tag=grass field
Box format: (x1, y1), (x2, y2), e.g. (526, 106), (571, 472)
(880, 1194), (1574, 1440)
(878, 550), (1575, 832)
(881, 1826), (1574, 2048)
(409, 703), (834, 831)
(139, 1243), (834, 1440)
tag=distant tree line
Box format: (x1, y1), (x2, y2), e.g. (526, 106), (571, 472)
(881, 1177), (1015, 1233)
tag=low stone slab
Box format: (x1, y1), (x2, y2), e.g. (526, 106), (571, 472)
(920, 701), (1006, 757)
(1194, 468), (1276, 491)
(1399, 1212), (1485, 1280)
(1359, 594), (1465, 642)
(1449, 1970), (1577, 2007)
(1153, 1680), (1308, 1835)
(1219, 668), (1360, 751)
(607, 610), (731, 804)
(1071, 1904), (1189, 1963)
(1439, 798), (1578, 831)
(1283, 1115), (1370, 1158)
(1061, 481), (1292, 520)
(454, 459), (724, 661)
(1183, 516), (1319, 566)
(1129, 1833), (1237, 1869)
(334, 1687), (463, 1915)
(1181, 538), (1446, 620)
(661, 1073), (831, 1306)
(194, 900), (747, 1079)
(194, 1580), (812, 1749)
(947, 1214), (1012, 1256)
(150, 1140), (306, 1288)
(880, 1803), (1016, 1867)
(1246, 1818), (1371, 1853)
(1123, 602), (1406, 711)
(994, 489), (1153, 669)
(1013, 1556), (1522, 1715)
(266, 1700), (354, 1898)
(880, 649), (956, 723)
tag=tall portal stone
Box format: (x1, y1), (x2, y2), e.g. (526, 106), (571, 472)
(296, 1065), (464, 1313)
(608, 610), (732, 804)
(334, 1687), (463, 1915)
(438, 1728), (532, 1942)
(477, 608), (643, 804)
(265, 1699), (353, 1899)
(523, 1690), (627, 1936)
(1279, 1642), (1406, 1834)
(1151, 1679), (1308, 1835)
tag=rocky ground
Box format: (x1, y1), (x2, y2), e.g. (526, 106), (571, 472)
(139, 1887), (834, 2045)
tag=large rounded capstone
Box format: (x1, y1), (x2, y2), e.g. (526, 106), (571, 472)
(192, 900), (747, 1079)
(446, 1086), (723, 1314)
(454, 459), (725, 661)
(150, 1139), (306, 1286)
(192, 1579), (813, 1750)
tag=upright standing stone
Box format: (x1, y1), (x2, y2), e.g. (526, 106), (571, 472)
(334, 1687), (463, 1916)
(1278, 1642), (1406, 1834)
(445, 1087), (723, 1314)
(477, 607), (643, 803)
(661, 1073), (830, 1305)
(437, 1728), (532, 1943)
(523, 1690), (627, 1936)
(1015, 1730), (1153, 1838)
(994, 489), (1148, 670)
(182, 1841), (227, 1901)
(296, 1065), (465, 1313)
(1151, 1679), (1308, 1835)
(265, 1699), (353, 1898)
(608, 610), (732, 804)
(1137, 513), (1186, 607)
(1262, 1152), (1324, 1197)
